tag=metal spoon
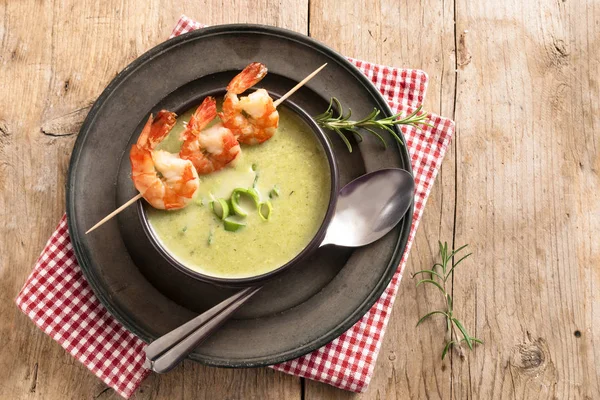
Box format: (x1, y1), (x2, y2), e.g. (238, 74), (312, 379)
(145, 168), (415, 373)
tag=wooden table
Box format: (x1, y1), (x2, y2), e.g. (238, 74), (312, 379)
(1, 1), (598, 398)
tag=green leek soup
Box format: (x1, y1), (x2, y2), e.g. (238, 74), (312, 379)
(146, 105), (331, 279)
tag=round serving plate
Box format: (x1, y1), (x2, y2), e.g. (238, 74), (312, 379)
(67, 24), (413, 367)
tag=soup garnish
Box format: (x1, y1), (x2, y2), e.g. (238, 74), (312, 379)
(129, 62), (278, 211)
(129, 110), (199, 210)
(314, 97), (430, 152)
(219, 62), (279, 145)
(179, 96), (241, 174)
(207, 186), (272, 231)
(85, 62), (329, 236)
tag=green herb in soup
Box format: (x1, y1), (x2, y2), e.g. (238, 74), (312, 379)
(146, 106), (330, 279)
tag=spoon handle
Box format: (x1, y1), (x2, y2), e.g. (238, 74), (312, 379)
(145, 286), (261, 373)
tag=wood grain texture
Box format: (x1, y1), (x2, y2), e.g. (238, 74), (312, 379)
(307, 0), (600, 399)
(1, 0), (599, 399)
(0, 1), (306, 399)
(450, 0), (600, 398)
(307, 0), (458, 398)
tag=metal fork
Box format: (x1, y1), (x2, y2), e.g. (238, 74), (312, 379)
(144, 286), (261, 373)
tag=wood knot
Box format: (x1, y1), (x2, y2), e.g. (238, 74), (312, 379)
(457, 30), (472, 68)
(549, 82), (570, 114)
(0, 120), (9, 137)
(518, 344), (544, 369)
(510, 336), (550, 375)
(40, 103), (92, 137)
(28, 362), (38, 393)
(544, 36), (570, 68)
(552, 38), (569, 58)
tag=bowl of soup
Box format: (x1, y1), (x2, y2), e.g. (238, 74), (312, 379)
(138, 95), (338, 286)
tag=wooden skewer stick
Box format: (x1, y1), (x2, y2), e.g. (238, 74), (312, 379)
(85, 193), (143, 234)
(86, 63), (328, 235)
(273, 63), (327, 107)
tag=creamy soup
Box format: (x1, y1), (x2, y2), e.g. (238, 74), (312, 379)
(146, 105), (331, 279)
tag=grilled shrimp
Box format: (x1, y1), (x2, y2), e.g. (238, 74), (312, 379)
(130, 111), (200, 210)
(219, 62), (279, 145)
(180, 97), (241, 174)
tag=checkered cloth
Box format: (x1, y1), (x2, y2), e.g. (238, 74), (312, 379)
(15, 15), (454, 398)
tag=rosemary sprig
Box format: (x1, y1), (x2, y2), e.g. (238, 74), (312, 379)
(413, 241), (482, 360)
(314, 97), (432, 152)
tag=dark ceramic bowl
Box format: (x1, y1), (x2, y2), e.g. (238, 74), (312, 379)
(137, 93), (339, 287)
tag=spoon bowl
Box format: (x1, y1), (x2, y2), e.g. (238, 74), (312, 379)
(321, 168), (415, 247)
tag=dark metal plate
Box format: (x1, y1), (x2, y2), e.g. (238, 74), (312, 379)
(66, 24), (413, 367)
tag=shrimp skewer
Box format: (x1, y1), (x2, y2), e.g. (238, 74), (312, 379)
(130, 111), (200, 210)
(86, 64), (326, 234)
(179, 96), (241, 174)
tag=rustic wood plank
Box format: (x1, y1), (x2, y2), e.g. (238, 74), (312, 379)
(307, 0), (600, 399)
(0, 1), (306, 399)
(3, 0), (599, 398)
(450, 0), (600, 398)
(306, 0), (458, 398)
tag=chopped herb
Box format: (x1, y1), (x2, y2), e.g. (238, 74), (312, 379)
(212, 186), (276, 231)
(289, 190), (295, 196)
(224, 217), (246, 232)
(258, 201), (273, 221)
(247, 188), (261, 201)
(253, 172), (259, 188)
(231, 188), (260, 217)
(251, 164), (259, 188)
(210, 198), (230, 220)
(269, 185), (280, 199)
(182, 226), (188, 233)
(207, 230), (214, 245)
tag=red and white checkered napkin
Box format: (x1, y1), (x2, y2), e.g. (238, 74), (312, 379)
(16, 15), (454, 398)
